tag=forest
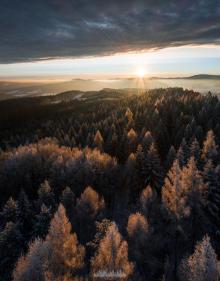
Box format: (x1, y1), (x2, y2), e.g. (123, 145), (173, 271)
(0, 88), (220, 281)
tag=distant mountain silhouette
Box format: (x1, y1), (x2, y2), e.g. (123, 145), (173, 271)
(187, 74), (220, 80)
(151, 74), (220, 80)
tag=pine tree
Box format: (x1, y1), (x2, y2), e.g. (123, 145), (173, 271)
(195, 125), (204, 143)
(60, 186), (75, 224)
(125, 108), (133, 123)
(127, 213), (148, 240)
(34, 204), (52, 239)
(46, 204), (85, 277)
(37, 180), (56, 211)
(13, 205), (85, 281)
(127, 128), (137, 140)
(127, 128), (137, 154)
(145, 143), (164, 196)
(76, 186), (105, 242)
(0, 197), (17, 227)
(13, 238), (48, 281)
(142, 131), (154, 152)
(140, 185), (155, 219)
(177, 145), (185, 168)
(135, 145), (147, 188)
(91, 223), (134, 281)
(177, 138), (189, 167)
(94, 130), (104, 151)
(76, 186), (105, 220)
(162, 159), (190, 279)
(88, 219), (113, 251)
(162, 160), (188, 220)
(202, 130), (218, 163)
(165, 146), (176, 171)
(110, 132), (118, 155)
(184, 123), (193, 142)
(16, 190), (34, 244)
(190, 138), (201, 168)
(127, 213), (148, 262)
(179, 235), (219, 281)
(181, 157), (208, 245)
(124, 153), (139, 202)
(203, 161), (220, 228)
(0, 222), (24, 281)
(155, 119), (170, 158)
(164, 156), (209, 259)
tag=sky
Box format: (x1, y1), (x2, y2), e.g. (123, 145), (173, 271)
(0, 0), (220, 79)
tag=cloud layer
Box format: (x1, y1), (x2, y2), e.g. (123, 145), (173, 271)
(1, 0), (220, 63)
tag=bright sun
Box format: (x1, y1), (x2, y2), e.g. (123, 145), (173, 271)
(136, 67), (146, 78)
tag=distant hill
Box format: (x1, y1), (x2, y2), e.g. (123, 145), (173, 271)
(187, 74), (220, 80)
(151, 74), (220, 80)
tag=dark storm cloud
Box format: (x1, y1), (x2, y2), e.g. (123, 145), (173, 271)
(0, 0), (220, 63)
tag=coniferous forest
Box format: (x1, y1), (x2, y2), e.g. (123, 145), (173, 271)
(1, 88), (220, 281)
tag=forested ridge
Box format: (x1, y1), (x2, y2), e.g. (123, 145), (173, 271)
(1, 88), (220, 280)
